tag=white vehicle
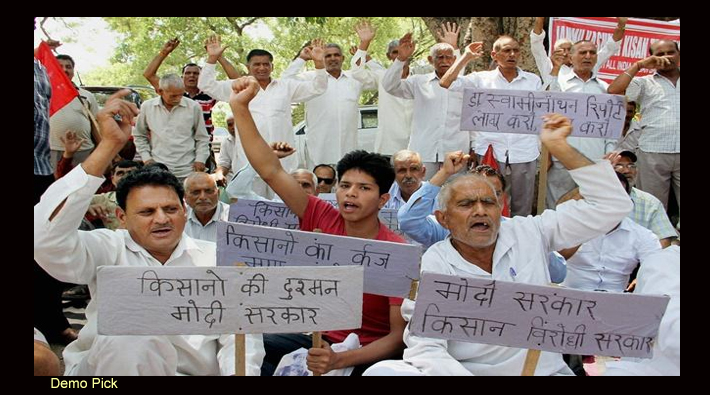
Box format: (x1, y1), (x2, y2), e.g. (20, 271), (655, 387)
(293, 105), (378, 168)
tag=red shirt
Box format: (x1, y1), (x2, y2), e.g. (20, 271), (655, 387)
(300, 195), (404, 345)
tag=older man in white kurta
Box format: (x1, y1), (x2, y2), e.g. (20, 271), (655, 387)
(364, 114), (633, 376)
(282, 44), (377, 167)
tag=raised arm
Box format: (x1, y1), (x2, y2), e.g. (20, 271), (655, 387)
(607, 54), (672, 94)
(439, 42), (484, 89)
(143, 38), (180, 92)
(381, 33), (417, 99)
(229, 77), (310, 217)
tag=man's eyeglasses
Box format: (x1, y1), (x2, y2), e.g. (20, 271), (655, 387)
(614, 163), (637, 170)
(317, 177), (335, 185)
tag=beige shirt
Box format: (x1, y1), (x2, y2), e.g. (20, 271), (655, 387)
(49, 87), (99, 151)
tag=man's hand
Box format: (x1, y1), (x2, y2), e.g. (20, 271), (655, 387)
(96, 90), (140, 147)
(430, 150), (470, 187)
(464, 42), (484, 59)
(306, 342), (340, 376)
(230, 76), (261, 108)
(298, 41), (313, 61)
(59, 130), (86, 158)
(397, 33), (416, 61)
(311, 39), (326, 68)
(87, 204), (110, 219)
(637, 55), (673, 70)
(437, 22), (461, 49)
(270, 142), (296, 159)
(355, 20), (376, 45)
(193, 162), (206, 172)
(205, 35), (228, 61)
(161, 38), (180, 56)
(540, 113), (573, 147)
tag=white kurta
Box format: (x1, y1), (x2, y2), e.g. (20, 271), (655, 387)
(198, 63), (328, 172)
(382, 59), (468, 163)
(34, 166), (264, 375)
(351, 50), (414, 155)
(399, 161), (633, 375)
(282, 58), (377, 165)
(185, 201), (231, 242)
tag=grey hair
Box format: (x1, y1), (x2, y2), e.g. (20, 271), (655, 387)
(183, 172), (216, 189)
(326, 43), (343, 55)
(391, 149), (422, 166)
(554, 38), (574, 50)
(430, 43), (455, 58)
(492, 35), (517, 52)
(290, 169), (318, 187)
(387, 40), (400, 55)
(159, 74), (185, 90)
(438, 173), (500, 212)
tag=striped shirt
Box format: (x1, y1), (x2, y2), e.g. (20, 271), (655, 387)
(626, 72), (680, 153)
(185, 91), (217, 136)
(629, 187), (677, 240)
(34, 59), (52, 176)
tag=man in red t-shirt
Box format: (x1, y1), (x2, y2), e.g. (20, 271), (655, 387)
(230, 76), (407, 376)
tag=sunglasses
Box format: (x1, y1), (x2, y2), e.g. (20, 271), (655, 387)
(317, 177), (335, 185)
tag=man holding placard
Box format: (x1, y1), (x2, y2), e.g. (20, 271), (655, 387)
(34, 91), (265, 376)
(228, 76), (407, 376)
(365, 113), (633, 375)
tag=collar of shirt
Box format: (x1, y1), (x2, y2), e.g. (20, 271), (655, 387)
(426, 72), (441, 83)
(150, 96), (188, 110)
(187, 203), (225, 227)
(495, 67), (533, 83)
(560, 69), (602, 84)
(123, 230), (204, 264)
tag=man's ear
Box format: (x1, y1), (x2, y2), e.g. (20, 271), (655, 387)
(116, 207), (127, 228)
(434, 209), (450, 230)
(378, 193), (391, 210)
(421, 165), (427, 178)
(427, 55), (434, 65)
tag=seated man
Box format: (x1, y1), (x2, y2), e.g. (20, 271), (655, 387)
(34, 91), (264, 375)
(183, 172), (230, 242)
(228, 76), (406, 376)
(365, 114), (633, 376)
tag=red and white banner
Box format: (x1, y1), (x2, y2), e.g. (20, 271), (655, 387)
(549, 17), (680, 83)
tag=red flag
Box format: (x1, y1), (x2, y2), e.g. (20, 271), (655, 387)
(481, 144), (511, 217)
(34, 41), (78, 116)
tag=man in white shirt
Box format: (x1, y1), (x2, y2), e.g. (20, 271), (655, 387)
(440, 37), (543, 216)
(282, 40), (377, 168)
(133, 74), (210, 182)
(382, 25), (466, 179)
(350, 21), (414, 156)
(384, 150), (427, 210)
(364, 114), (633, 376)
(184, 172), (230, 242)
(545, 40), (616, 208)
(531, 17), (627, 89)
(34, 91), (264, 375)
(199, 39), (328, 176)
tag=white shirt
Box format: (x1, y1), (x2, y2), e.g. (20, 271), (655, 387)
(198, 63), (328, 172)
(282, 58), (377, 165)
(549, 71), (615, 161)
(605, 246), (680, 376)
(33, 166), (264, 376)
(352, 50), (414, 155)
(563, 218), (661, 292)
(401, 161), (633, 375)
(530, 29), (621, 88)
(185, 201), (231, 242)
(384, 181), (426, 211)
(450, 68), (543, 163)
(217, 134), (240, 180)
(383, 59), (468, 163)
(133, 97), (210, 179)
